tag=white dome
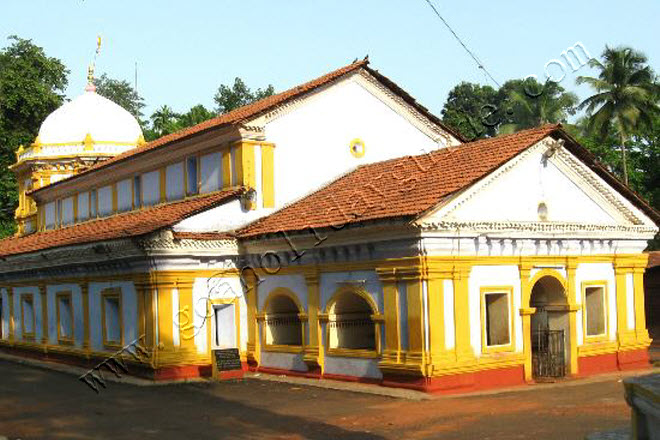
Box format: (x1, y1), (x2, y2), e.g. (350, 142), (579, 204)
(38, 86), (143, 146)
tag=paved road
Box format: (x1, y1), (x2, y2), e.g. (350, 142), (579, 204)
(0, 360), (638, 439)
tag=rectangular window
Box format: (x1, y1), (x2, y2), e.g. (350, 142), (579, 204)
(133, 176), (142, 209)
(585, 285), (607, 337)
(482, 288), (512, 349)
(90, 190), (98, 218)
(57, 292), (73, 343)
(77, 191), (90, 222)
(102, 290), (122, 347)
(186, 156), (198, 196)
(21, 294), (35, 338)
(200, 152), (221, 194)
(56, 199), (62, 226)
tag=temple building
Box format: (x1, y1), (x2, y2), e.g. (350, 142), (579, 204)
(0, 59), (657, 393)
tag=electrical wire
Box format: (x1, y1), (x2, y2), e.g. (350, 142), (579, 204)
(422, 0), (501, 87)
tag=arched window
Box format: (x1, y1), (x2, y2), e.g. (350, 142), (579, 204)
(264, 294), (303, 346)
(328, 291), (376, 351)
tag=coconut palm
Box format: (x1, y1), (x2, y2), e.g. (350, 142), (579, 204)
(498, 78), (578, 134)
(576, 46), (660, 185)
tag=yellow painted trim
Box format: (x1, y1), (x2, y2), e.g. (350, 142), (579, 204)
(72, 194), (78, 224)
(581, 281), (610, 343)
(7, 288), (14, 342)
(324, 285), (382, 356)
(379, 273), (400, 363)
(206, 296), (242, 351)
(55, 291), (74, 344)
(453, 266), (474, 363)
(235, 142), (256, 189)
(480, 286), (515, 354)
(39, 284), (48, 344)
(222, 149), (232, 188)
(111, 183), (118, 213)
(81, 283), (90, 350)
(303, 271), (323, 372)
(633, 268), (650, 342)
(20, 293), (36, 339)
(349, 138), (366, 158)
(100, 288), (123, 349)
(260, 287), (305, 350)
(261, 144), (275, 208)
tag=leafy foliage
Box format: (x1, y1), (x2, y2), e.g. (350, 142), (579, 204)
(441, 78), (577, 140)
(94, 73), (145, 122)
(0, 36), (68, 237)
(577, 46), (660, 184)
(214, 77), (274, 114)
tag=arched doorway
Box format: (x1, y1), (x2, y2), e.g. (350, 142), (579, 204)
(327, 291), (377, 351)
(529, 274), (570, 379)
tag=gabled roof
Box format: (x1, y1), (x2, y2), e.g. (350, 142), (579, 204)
(238, 125), (660, 238)
(31, 58), (463, 197)
(0, 188), (244, 258)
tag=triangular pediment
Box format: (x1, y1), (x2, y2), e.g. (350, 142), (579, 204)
(418, 137), (656, 231)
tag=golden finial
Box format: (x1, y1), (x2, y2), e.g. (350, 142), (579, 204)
(86, 35), (102, 91)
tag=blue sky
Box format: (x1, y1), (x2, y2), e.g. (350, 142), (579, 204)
(2, 1), (659, 118)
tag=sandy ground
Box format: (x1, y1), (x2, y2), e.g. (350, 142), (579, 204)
(0, 359), (641, 439)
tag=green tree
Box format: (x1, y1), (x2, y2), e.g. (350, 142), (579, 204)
(0, 36), (68, 237)
(441, 82), (499, 140)
(178, 104), (214, 128)
(214, 77), (274, 114)
(576, 46), (660, 185)
(94, 73), (145, 122)
(148, 105), (180, 139)
(498, 78), (578, 134)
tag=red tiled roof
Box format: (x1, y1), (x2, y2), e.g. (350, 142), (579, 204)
(0, 188), (244, 258)
(30, 58), (461, 197)
(239, 125), (560, 237)
(239, 124), (660, 238)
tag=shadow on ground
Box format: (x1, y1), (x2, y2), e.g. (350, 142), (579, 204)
(0, 360), (385, 439)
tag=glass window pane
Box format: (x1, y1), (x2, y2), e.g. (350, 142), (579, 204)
(485, 292), (510, 346)
(186, 157), (198, 196)
(585, 286), (606, 336)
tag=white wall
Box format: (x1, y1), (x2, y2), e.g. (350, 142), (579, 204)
(442, 149), (618, 225)
(574, 263), (617, 345)
(192, 276), (247, 355)
(166, 162), (184, 201)
(468, 265), (522, 355)
(142, 170), (160, 207)
(264, 76), (448, 210)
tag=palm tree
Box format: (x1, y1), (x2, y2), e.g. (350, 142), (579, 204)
(576, 46), (660, 185)
(149, 105), (180, 137)
(499, 79), (578, 134)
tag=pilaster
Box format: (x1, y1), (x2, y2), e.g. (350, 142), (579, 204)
(303, 270), (323, 373)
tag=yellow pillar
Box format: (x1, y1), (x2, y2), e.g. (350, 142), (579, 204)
(155, 280), (174, 362)
(395, 268), (426, 371)
(39, 284), (48, 346)
(377, 268), (400, 366)
(453, 265), (474, 364)
(303, 271), (323, 373)
(177, 279), (196, 352)
(261, 143), (275, 208)
(8, 287), (14, 342)
(566, 264), (579, 376)
(519, 264), (533, 381)
(426, 271), (447, 372)
(222, 149), (232, 187)
(81, 282), (90, 352)
(614, 266), (635, 346)
(633, 268), (650, 343)
(244, 270), (260, 366)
